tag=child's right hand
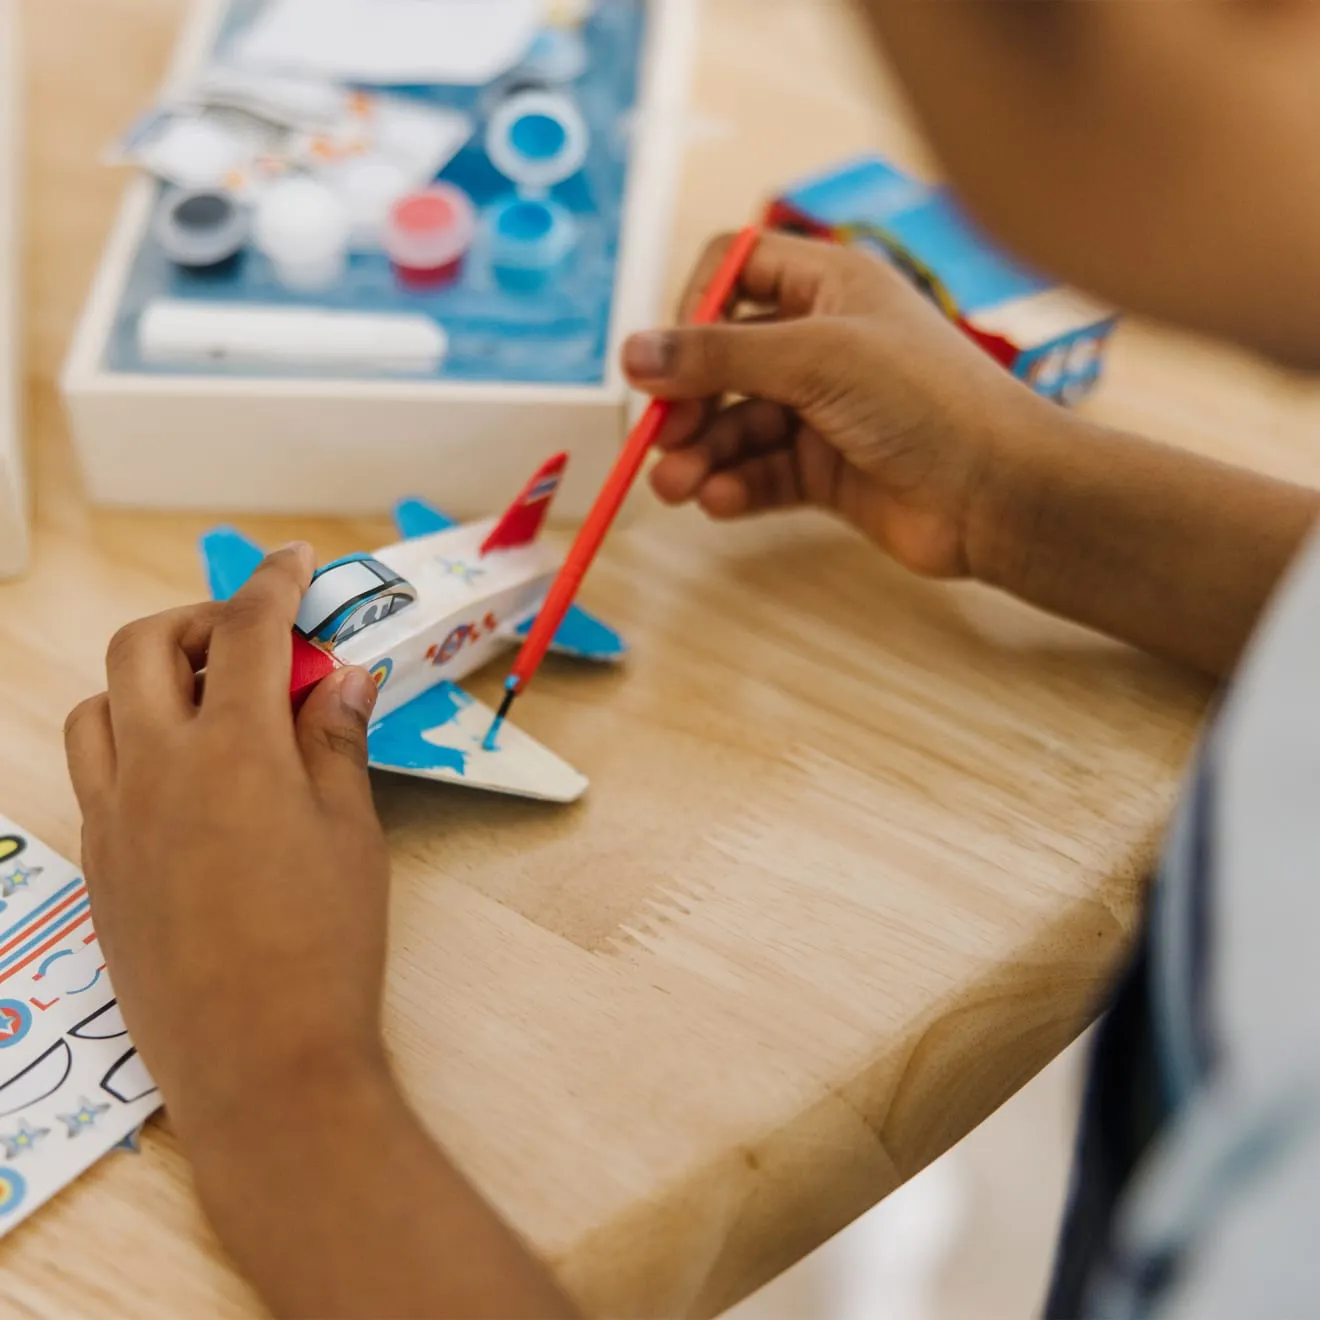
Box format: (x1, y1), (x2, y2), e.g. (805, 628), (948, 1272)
(630, 232), (1320, 680)
(623, 231), (1054, 579)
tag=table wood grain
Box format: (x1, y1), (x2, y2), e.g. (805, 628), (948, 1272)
(5, 1), (1320, 1316)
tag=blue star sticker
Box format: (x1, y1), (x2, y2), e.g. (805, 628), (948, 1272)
(436, 557), (485, 586)
(0, 1120), (49, 1159)
(113, 1126), (144, 1155)
(57, 1098), (110, 1138)
(0, 864), (42, 898)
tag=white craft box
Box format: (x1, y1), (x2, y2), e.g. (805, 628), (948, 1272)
(61, 0), (696, 519)
(0, 0), (26, 578)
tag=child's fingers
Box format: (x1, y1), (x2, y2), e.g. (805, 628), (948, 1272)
(651, 400), (796, 505)
(623, 317), (852, 408)
(203, 543), (315, 719)
(643, 327), (787, 460)
(296, 667), (379, 818)
(677, 230), (845, 324)
(701, 399), (795, 468)
(652, 399), (796, 504)
(699, 452), (806, 520)
(651, 447), (714, 505)
(652, 398), (709, 453)
(103, 602), (225, 744)
(64, 694), (116, 813)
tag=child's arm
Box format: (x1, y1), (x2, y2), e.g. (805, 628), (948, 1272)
(970, 415), (1317, 678)
(626, 232), (1319, 678)
(180, 1061), (575, 1320)
(63, 546), (576, 1320)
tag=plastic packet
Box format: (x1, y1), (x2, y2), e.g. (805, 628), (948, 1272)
(112, 105), (294, 197)
(117, 75), (474, 216)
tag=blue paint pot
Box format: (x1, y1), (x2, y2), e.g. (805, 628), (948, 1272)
(486, 196), (579, 294)
(485, 90), (589, 192)
(510, 113), (569, 162)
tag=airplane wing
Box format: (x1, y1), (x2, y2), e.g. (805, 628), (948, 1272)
(367, 682), (588, 804)
(203, 504), (456, 602)
(200, 526), (265, 600)
(394, 497), (458, 540)
(500, 603), (627, 663)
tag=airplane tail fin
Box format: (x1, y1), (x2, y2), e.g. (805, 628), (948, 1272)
(480, 453), (568, 557)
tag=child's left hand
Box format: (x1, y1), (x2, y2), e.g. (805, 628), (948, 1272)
(63, 543), (391, 1139)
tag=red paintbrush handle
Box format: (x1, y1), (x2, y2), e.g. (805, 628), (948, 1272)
(689, 224), (762, 322)
(510, 400), (670, 688)
(509, 224), (762, 695)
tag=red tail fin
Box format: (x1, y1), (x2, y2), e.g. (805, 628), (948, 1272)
(480, 453), (568, 556)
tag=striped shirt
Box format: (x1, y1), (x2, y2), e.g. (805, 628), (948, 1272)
(1047, 532), (1320, 1318)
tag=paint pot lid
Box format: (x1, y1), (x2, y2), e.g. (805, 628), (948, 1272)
(383, 183), (478, 272)
(153, 187), (250, 268)
(486, 195), (578, 271)
(485, 89), (589, 191)
(253, 176), (352, 265)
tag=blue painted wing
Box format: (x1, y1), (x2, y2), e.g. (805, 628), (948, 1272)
(394, 497), (458, 540)
(512, 604), (627, 663)
(367, 682), (587, 804)
(200, 527), (265, 602)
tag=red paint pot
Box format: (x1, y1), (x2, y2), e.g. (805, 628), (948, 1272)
(384, 184), (477, 289)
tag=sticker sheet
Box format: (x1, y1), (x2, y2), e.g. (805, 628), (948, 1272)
(0, 819), (160, 1236)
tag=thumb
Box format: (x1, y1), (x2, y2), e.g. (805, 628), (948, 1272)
(623, 319), (846, 407)
(297, 666), (378, 814)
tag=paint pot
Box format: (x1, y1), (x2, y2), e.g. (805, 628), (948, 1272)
(486, 196), (578, 294)
(485, 90), (589, 192)
(384, 183), (477, 289)
(153, 188), (249, 274)
(519, 27), (589, 84)
(325, 154), (411, 248)
(253, 176), (352, 292)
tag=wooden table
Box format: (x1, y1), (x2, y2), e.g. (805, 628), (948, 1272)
(6, 2), (1320, 1316)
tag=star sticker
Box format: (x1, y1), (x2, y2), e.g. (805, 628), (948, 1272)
(0, 1120), (49, 1160)
(0, 864), (42, 898)
(436, 557), (485, 586)
(57, 1098), (110, 1138)
(113, 1126), (143, 1155)
(0, 1005), (26, 1043)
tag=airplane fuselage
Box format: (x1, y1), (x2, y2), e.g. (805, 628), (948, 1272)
(331, 518), (560, 724)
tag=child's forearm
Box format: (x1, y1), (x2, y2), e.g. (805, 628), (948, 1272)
(184, 1055), (578, 1320)
(968, 417), (1320, 679)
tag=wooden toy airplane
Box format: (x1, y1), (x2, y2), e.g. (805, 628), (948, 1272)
(201, 453), (625, 804)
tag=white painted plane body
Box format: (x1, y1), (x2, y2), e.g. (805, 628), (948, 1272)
(334, 518), (559, 724)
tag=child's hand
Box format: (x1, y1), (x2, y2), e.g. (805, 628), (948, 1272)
(624, 230), (1051, 578)
(64, 548), (582, 1319)
(63, 543), (390, 1139)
